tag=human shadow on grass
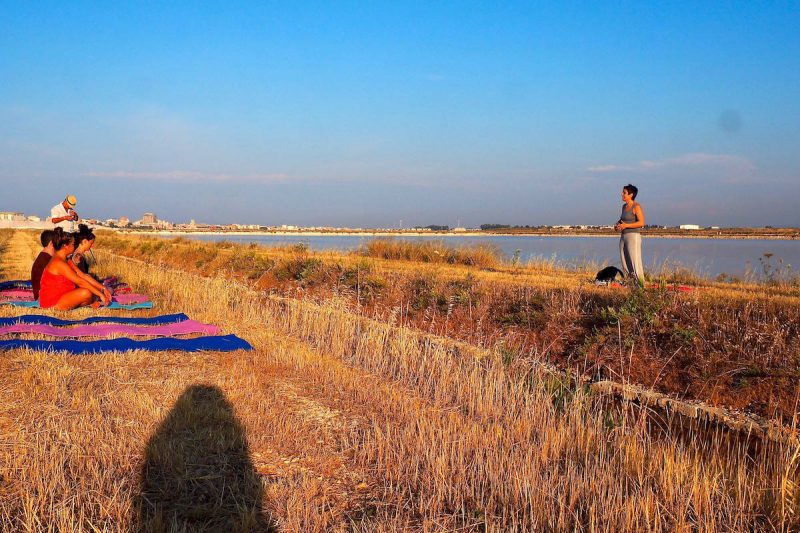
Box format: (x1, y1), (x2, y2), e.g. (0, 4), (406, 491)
(136, 384), (274, 532)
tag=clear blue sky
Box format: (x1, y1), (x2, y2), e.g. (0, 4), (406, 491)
(2, 1), (798, 227)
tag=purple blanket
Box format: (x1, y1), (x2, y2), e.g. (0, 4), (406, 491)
(0, 319), (220, 338)
(0, 288), (148, 305)
(0, 289), (32, 299)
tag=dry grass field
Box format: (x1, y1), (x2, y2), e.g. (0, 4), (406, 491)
(101, 233), (800, 421)
(1, 229), (799, 531)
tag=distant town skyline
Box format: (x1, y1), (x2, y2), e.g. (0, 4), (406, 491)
(2, 3), (799, 227)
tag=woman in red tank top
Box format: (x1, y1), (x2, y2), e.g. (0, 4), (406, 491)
(39, 228), (112, 310)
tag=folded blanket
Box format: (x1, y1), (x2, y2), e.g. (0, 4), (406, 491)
(2, 300), (153, 310)
(0, 313), (189, 327)
(0, 319), (220, 338)
(102, 278), (130, 291)
(0, 334), (253, 354)
(112, 293), (149, 304)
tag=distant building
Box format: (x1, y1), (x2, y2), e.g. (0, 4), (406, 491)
(26, 215), (41, 222)
(452, 227), (467, 232)
(0, 212), (25, 221)
(680, 224), (701, 230)
(142, 213), (157, 225)
(118, 216), (130, 227)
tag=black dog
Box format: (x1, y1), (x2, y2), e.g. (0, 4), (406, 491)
(595, 266), (625, 283)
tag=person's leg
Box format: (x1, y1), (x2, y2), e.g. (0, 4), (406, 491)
(630, 233), (644, 283)
(619, 235), (632, 276)
(53, 288), (94, 311)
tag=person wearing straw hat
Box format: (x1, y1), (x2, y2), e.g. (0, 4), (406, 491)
(50, 195), (79, 232)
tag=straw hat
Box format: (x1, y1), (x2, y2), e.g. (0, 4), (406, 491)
(65, 195), (77, 207)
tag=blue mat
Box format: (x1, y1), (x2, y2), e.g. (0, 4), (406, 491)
(0, 313), (189, 327)
(0, 280), (32, 290)
(0, 334), (253, 354)
(1, 301), (153, 310)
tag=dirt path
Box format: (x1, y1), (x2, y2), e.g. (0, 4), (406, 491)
(0, 230), (38, 280)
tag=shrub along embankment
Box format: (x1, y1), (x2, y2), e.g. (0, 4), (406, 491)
(100, 233), (800, 422)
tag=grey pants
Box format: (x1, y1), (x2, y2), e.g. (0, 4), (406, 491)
(619, 232), (644, 282)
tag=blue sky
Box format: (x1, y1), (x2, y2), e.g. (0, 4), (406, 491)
(2, 1), (798, 227)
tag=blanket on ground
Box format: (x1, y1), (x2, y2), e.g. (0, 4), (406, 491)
(0, 280), (32, 291)
(1, 300), (153, 310)
(0, 334), (253, 354)
(0, 313), (189, 327)
(0, 289), (35, 299)
(0, 288), (149, 305)
(0, 319), (220, 338)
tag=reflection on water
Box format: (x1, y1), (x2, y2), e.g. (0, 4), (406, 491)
(183, 234), (799, 279)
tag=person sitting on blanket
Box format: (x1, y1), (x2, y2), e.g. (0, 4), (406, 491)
(39, 228), (112, 310)
(69, 224), (96, 275)
(31, 229), (55, 300)
(65, 228), (112, 300)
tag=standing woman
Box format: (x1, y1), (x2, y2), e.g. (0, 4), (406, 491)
(615, 184), (645, 284)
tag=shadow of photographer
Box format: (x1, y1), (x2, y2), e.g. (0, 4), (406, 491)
(136, 384), (273, 532)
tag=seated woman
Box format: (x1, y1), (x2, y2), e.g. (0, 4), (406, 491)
(68, 225), (112, 298)
(39, 228), (112, 310)
(70, 224), (97, 275)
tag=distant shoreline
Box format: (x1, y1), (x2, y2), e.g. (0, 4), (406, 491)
(120, 229), (800, 241)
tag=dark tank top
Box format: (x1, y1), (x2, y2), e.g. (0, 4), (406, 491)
(620, 204), (640, 234)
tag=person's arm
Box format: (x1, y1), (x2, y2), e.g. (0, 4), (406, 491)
(619, 204), (646, 230)
(50, 206), (76, 224)
(67, 260), (112, 299)
(56, 261), (111, 304)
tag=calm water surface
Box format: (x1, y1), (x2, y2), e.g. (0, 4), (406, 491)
(186, 234), (799, 279)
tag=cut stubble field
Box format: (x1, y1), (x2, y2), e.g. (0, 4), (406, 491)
(0, 229), (799, 531)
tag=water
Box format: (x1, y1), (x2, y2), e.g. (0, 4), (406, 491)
(183, 233), (800, 279)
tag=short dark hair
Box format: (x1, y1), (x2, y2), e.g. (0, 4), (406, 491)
(51, 227), (73, 251)
(40, 229), (56, 247)
(72, 224), (95, 246)
(624, 184), (638, 200)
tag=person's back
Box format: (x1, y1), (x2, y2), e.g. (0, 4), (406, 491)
(39, 263), (77, 309)
(31, 230), (55, 300)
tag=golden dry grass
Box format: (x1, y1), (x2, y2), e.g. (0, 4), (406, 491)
(1, 229), (799, 531)
(358, 238), (503, 268)
(102, 232), (800, 303)
(99, 233), (800, 420)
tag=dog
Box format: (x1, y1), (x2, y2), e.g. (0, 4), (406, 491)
(595, 266), (625, 284)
